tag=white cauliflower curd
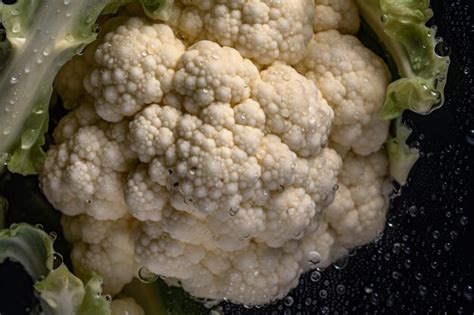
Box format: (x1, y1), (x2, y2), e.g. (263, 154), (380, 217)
(40, 0), (393, 306)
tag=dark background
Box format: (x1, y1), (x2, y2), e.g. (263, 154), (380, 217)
(1, 0), (473, 314)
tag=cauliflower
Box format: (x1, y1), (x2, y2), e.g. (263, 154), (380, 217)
(84, 17), (186, 122)
(313, 0), (360, 34)
(38, 0), (394, 305)
(297, 30), (391, 156)
(175, 0), (315, 66)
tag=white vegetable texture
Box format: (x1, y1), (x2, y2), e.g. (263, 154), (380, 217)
(40, 0), (392, 306)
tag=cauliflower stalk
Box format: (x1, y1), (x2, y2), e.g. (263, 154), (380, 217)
(0, 0), (449, 309)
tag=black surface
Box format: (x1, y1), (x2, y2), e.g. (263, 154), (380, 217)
(1, 0), (473, 314)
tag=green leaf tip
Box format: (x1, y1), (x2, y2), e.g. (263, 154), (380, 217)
(0, 223), (111, 315)
(356, 0), (450, 120)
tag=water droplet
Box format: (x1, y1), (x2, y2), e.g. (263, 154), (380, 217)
(336, 284), (346, 295)
(105, 294), (112, 302)
(211, 53), (220, 60)
(12, 23), (21, 33)
(463, 285), (473, 301)
(10, 76), (18, 84)
(51, 253), (63, 269)
(283, 296), (293, 306)
(418, 285), (428, 297)
(466, 129), (474, 145)
(11, 9), (20, 16)
(37, 56), (43, 64)
(229, 207), (239, 216)
(35, 224), (44, 230)
(370, 293), (380, 305)
(308, 251), (321, 266)
(24, 66), (31, 73)
(332, 184), (339, 192)
(282, 73), (290, 81)
(91, 24), (101, 34)
(460, 216), (468, 226)
(43, 46), (52, 56)
(189, 167), (197, 175)
(334, 256), (348, 270)
(435, 41), (451, 57)
(319, 289), (327, 299)
(138, 267), (158, 283)
(381, 14), (388, 22)
(408, 205), (418, 217)
(49, 231), (57, 241)
(64, 0), (71, 4)
(310, 271), (321, 282)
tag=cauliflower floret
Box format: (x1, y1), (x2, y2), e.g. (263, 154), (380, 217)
(84, 18), (185, 122)
(125, 164), (168, 222)
(293, 147), (342, 207)
(40, 122), (136, 220)
(52, 99), (101, 144)
(253, 63), (333, 157)
(176, 0), (315, 66)
(313, 0), (360, 34)
(256, 188), (316, 248)
(135, 220), (304, 305)
(61, 215), (136, 295)
(298, 30), (391, 155)
(324, 150), (391, 247)
(174, 40), (259, 113)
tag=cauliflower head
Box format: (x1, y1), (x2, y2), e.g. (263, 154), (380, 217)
(41, 0), (394, 305)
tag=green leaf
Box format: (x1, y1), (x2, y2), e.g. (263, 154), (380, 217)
(0, 224), (111, 315)
(386, 118), (419, 185)
(355, 0), (450, 120)
(0, 0), (171, 175)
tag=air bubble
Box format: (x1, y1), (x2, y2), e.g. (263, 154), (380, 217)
(283, 296), (293, 306)
(138, 267), (159, 283)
